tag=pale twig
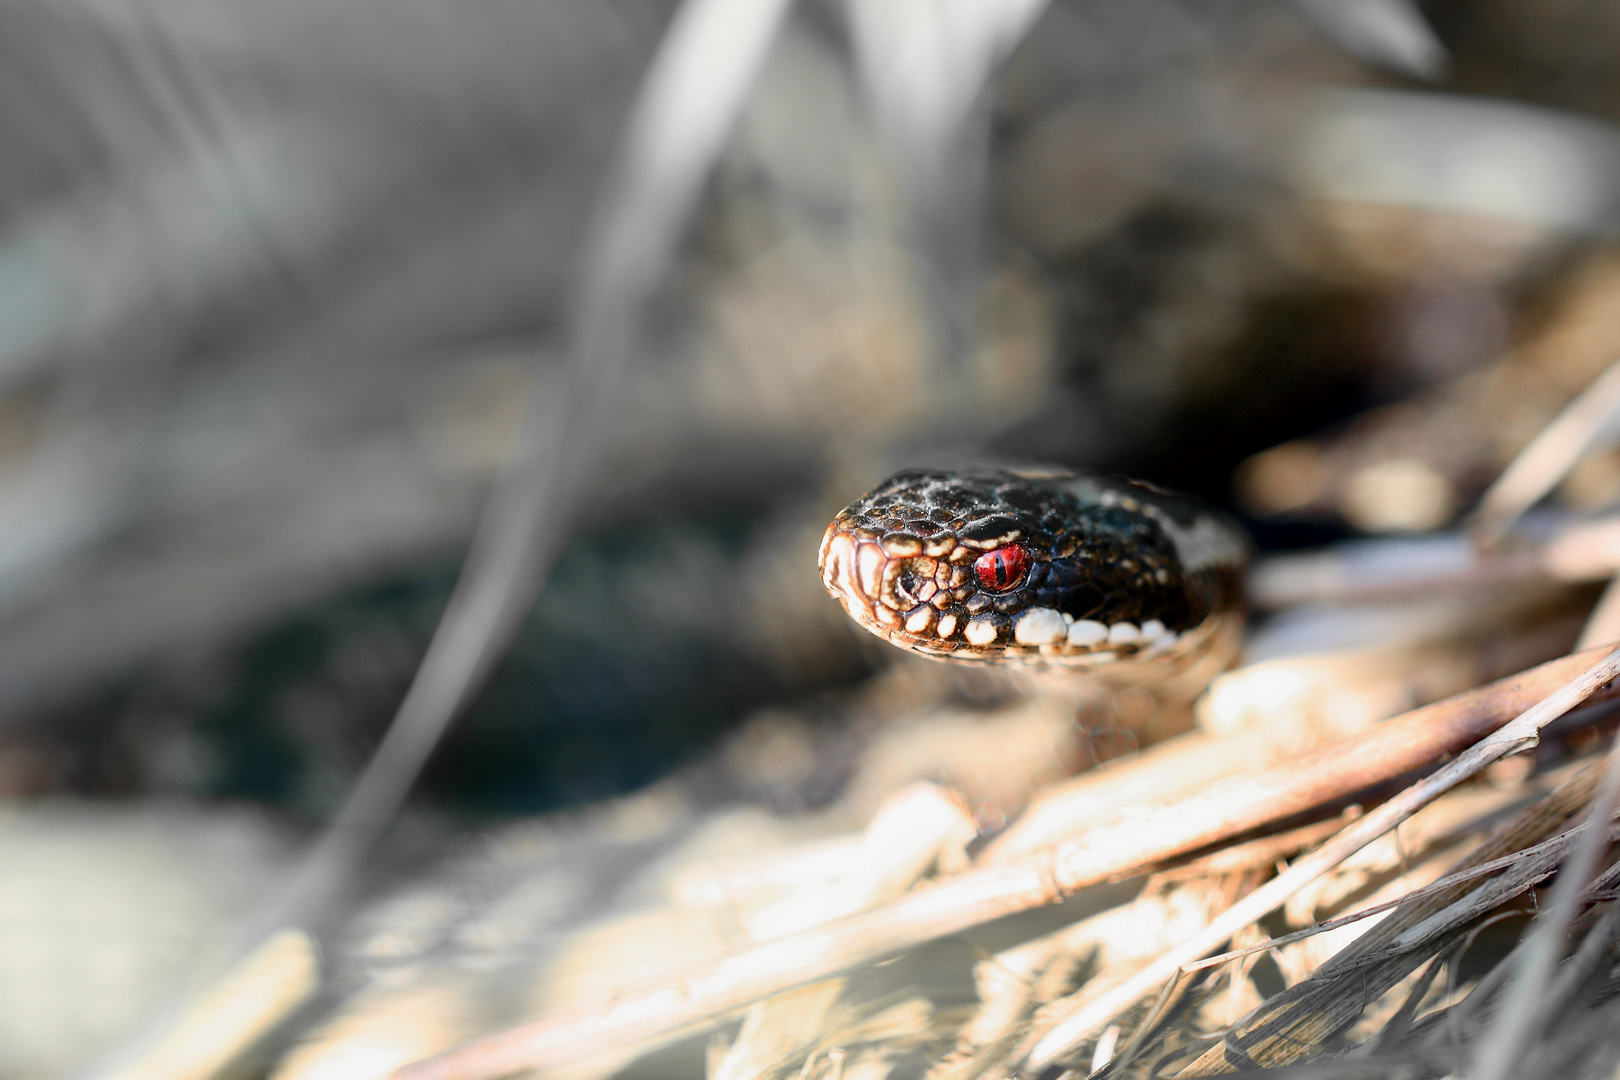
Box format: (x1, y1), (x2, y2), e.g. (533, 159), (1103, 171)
(1178, 759), (1609, 1076)
(1575, 573), (1620, 650)
(1014, 646), (1620, 1074)
(1287, 0), (1447, 81)
(1246, 536), (1533, 610)
(1150, 815), (1355, 883)
(1099, 968), (1183, 1078)
(1100, 872), (1260, 1078)
(392, 646), (1620, 1080)
(711, 784), (975, 1080)
(927, 876), (1233, 1080)
(843, 0), (1049, 375)
(1474, 356), (1620, 545)
(1471, 722), (1620, 1080)
(844, 0), (1048, 159)
(984, 731), (1303, 863)
(1248, 511), (1620, 610)
(102, 932), (319, 1080)
(1182, 818), (1614, 972)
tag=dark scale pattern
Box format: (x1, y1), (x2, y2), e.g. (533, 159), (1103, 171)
(818, 467), (1249, 675)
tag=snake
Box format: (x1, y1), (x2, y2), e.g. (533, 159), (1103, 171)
(818, 467), (1249, 682)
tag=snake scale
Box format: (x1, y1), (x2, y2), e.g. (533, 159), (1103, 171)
(819, 467), (1249, 683)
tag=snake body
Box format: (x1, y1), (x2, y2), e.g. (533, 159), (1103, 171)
(818, 467), (1248, 680)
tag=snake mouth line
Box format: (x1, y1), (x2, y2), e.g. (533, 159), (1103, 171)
(819, 524), (1192, 667)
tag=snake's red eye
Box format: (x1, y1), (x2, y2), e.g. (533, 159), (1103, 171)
(973, 544), (1030, 592)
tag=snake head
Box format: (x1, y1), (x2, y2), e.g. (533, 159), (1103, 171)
(818, 467), (1246, 673)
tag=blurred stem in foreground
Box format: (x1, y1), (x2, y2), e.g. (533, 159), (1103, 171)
(80, 0), (796, 1077)
(842, 0), (1048, 384)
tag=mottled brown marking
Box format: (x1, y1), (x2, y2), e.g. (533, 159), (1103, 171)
(881, 533), (923, 557)
(905, 606), (936, 634)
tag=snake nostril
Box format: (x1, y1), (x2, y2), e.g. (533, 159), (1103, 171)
(889, 557), (940, 607)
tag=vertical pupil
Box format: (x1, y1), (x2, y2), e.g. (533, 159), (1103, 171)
(975, 545), (1027, 592)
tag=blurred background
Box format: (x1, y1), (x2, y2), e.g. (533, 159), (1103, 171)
(6, 0), (1620, 1076)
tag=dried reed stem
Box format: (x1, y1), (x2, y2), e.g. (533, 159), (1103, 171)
(1014, 646), (1620, 1073)
(1471, 724), (1620, 1080)
(394, 645), (1620, 1080)
(1474, 356), (1620, 544)
(1181, 758), (1609, 1074)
